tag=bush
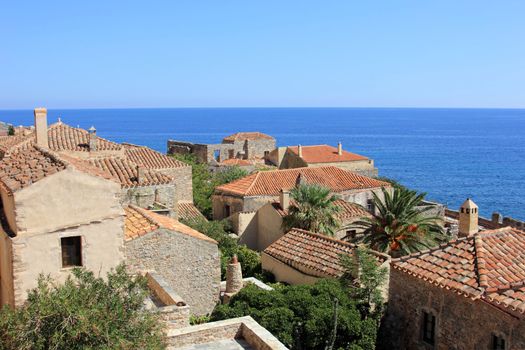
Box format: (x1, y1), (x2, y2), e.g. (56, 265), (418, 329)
(0, 265), (164, 350)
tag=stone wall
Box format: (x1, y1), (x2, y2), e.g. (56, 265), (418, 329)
(158, 166), (193, 202)
(125, 228), (220, 316)
(382, 268), (525, 350)
(121, 184), (176, 209)
(0, 230), (14, 306)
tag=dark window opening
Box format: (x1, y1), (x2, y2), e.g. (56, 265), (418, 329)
(422, 311), (436, 345)
(492, 335), (506, 350)
(345, 230), (357, 241)
(228, 149), (234, 159)
(264, 151), (269, 158)
(61, 236), (82, 268)
(461, 208), (464, 213)
(214, 150), (220, 161)
(367, 199), (375, 213)
(224, 205), (231, 217)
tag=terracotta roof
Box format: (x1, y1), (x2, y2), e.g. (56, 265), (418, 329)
(392, 227), (525, 317)
(0, 144), (67, 193)
(47, 122), (121, 151)
(0, 134), (33, 153)
(219, 158), (252, 166)
(215, 166), (390, 197)
(123, 144), (189, 169)
(222, 132), (274, 143)
(89, 157), (173, 188)
(288, 145), (368, 163)
(264, 228), (388, 278)
(177, 201), (207, 222)
(272, 199), (370, 221)
(124, 205), (217, 244)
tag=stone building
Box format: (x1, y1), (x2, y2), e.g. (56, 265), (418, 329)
(124, 205), (220, 316)
(277, 143), (377, 177)
(261, 228), (390, 287)
(167, 131), (276, 164)
(0, 142), (125, 306)
(255, 194), (371, 251)
(383, 200), (525, 350)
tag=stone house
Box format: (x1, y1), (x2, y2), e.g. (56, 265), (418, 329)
(278, 143), (378, 177)
(383, 201), (525, 350)
(261, 228), (390, 287)
(0, 142), (125, 306)
(167, 131), (276, 164)
(124, 205), (220, 316)
(255, 192), (371, 251)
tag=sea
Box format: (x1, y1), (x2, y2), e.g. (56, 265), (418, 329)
(0, 108), (524, 221)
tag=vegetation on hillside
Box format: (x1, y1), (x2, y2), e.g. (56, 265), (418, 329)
(172, 154), (248, 218)
(0, 266), (164, 350)
(211, 249), (387, 349)
(282, 184), (342, 236)
(352, 186), (445, 257)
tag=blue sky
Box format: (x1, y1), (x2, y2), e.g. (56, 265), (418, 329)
(1, 1), (524, 109)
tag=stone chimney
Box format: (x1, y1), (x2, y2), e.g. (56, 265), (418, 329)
(136, 165), (146, 184)
(279, 189), (290, 211)
(459, 198), (478, 237)
(338, 142), (343, 155)
(88, 126), (97, 151)
(34, 108), (48, 148)
(298, 144), (303, 158)
(224, 255), (243, 303)
(491, 212), (502, 225)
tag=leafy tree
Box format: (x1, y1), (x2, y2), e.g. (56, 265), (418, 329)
(213, 166), (249, 185)
(7, 125), (15, 136)
(182, 218), (261, 279)
(0, 265), (164, 350)
(282, 184), (342, 236)
(352, 186), (445, 257)
(211, 279), (381, 350)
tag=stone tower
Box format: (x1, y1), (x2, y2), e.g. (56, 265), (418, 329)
(224, 255), (243, 303)
(459, 198), (478, 237)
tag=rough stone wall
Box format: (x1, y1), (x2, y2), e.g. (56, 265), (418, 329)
(382, 268), (525, 350)
(212, 194), (246, 220)
(11, 216), (125, 306)
(125, 228), (221, 316)
(244, 139), (276, 160)
(120, 183), (176, 209)
(0, 230), (14, 306)
(167, 141), (210, 163)
(157, 166), (193, 202)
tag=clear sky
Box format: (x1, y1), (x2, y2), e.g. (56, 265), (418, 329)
(1, 1), (524, 109)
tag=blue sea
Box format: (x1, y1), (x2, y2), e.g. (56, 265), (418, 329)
(1, 108), (524, 221)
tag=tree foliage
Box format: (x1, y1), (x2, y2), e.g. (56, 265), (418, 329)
(282, 184), (342, 236)
(352, 186), (446, 257)
(182, 218), (261, 279)
(0, 266), (164, 350)
(171, 154), (248, 219)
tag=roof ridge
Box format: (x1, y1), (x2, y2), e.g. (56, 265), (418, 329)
(244, 171), (260, 195)
(290, 228), (357, 248)
(474, 234), (489, 289)
(392, 235), (473, 262)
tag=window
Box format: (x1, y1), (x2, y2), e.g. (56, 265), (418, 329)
(264, 151), (269, 158)
(345, 230), (357, 241)
(367, 199), (375, 213)
(61, 236), (82, 268)
(228, 149), (234, 159)
(492, 334), (506, 350)
(214, 150), (220, 161)
(224, 205), (231, 217)
(422, 311), (436, 345)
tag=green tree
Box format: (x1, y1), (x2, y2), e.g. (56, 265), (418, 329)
(7, 125), (15, 136)
(282, 184), (342, 236)
(0, 265), (164, 350)
(352, 186), (445, 257)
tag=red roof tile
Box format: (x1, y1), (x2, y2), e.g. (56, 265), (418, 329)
(264, 228), (388, 278)
(219, 158), (253, 166)
(222, 132), (274, 143)
(215, 166), (390, 197)
(124, 205), (216, 244)
(288, 145), (368, 163)
(89, 157), (173, 188)
(47, 123), (121, 151)
(177, 201), (207, 222)
(392, 227), (525, 317)
(123, 144), (189, 169)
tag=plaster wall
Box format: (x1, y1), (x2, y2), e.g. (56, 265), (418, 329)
(261, 253), (319, 285)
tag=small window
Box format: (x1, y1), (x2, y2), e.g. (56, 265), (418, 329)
(224, 205), (231, 217)
(345, 230), (357, 241)
(367, 199), (375, 213)
(61, 236), (82, 268)
(461, 208), (464, 213)
(228, 149), (234, 159)
(264, 151), (269, 158)
(422, 311), (436, 345)
(492, 334), (506, 350)
(214, 150), (220, 161)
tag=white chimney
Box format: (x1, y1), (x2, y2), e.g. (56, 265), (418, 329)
(280, 189), (290, 211)
(88, 126), (97, 151)
(338, 142), (343, 155)
(298, 144), (303, 158)
(136, 166), (146, 184)
(34, 108), (48, 148)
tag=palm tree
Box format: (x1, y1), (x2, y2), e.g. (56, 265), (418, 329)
(282, 184), (342, 236)
(352, 186), (445, 257)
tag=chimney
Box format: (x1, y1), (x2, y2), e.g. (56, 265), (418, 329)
(491, 212), (502, 225)
(224, 255), (243, 303)
(279, 189), (290, 211)
(34, 108), (48, 148)
(298, 144), (303, 158)
(88, 126), (97, 151)
(459, 198), (479, 237)
(136, 166), (146, 184)
(338, 142), (343, 155)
